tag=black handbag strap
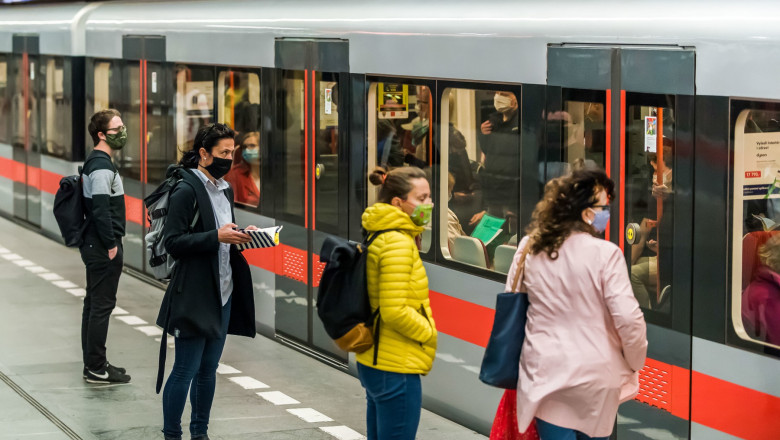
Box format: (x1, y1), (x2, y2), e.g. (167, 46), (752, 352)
(155, 291), (173, 394)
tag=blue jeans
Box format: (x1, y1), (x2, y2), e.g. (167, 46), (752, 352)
(535, 418), (609, 440)
(357, 363), (422, 440)
(162, 298), (231, 439)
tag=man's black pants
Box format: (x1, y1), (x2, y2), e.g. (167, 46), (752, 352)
(79, 239), (123, 371)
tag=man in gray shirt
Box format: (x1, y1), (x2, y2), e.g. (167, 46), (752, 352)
(80, 109), (131, 384)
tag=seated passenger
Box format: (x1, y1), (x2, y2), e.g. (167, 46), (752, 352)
(446, 173), (466, 251)
(224, 131), (260, 207)
(742, 233), (780, 345)
(629, 140), (674, 309)
(630, 218), (657, 309)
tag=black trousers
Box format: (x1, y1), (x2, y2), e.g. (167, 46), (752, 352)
(79, 239), (123, 371)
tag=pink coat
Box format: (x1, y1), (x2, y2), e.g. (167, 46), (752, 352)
(507, 233), (647, 437)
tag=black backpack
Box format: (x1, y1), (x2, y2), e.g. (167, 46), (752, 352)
(316, 230), (388, 359)
(53, 156), (97, 247)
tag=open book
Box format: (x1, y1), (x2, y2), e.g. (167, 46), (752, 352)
(236, 226), (283, 251)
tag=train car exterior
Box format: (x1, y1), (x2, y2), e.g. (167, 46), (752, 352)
(1, 1), (779, 439)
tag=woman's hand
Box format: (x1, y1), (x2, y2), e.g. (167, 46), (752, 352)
(244, 225), (259, 231)
(217, 223), (251, 244)
(469, 210), (486, 226)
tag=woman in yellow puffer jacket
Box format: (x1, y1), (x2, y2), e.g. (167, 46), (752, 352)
(357, 165), (437, 440)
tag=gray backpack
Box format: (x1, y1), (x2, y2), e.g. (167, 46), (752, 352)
(143, 172), (198, 281)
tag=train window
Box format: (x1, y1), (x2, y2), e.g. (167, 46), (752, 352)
(624, 99), (675, 314)
(86, 60), (121, 156)
(40, 56), (71, 159)
(0, 54), (8, 145)
(217, 70), (261, 209)
(314, 73), (340, 230)
(367, 81), (433, 251)
(278, 70), (305, 220)
(732, 108), (780, 349)
(438, 87), (520, 271)
(173, 65), (214, 163)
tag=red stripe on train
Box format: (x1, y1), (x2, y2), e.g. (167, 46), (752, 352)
(0, 158), (145, 226)
(692, 370), (780, 439)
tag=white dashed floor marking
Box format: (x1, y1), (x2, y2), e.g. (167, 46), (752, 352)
(25, 266), (48, 273)
(319, 426), (366, 440)
(66, 288), (87, 297)
(2, 244), (370, 439)
(257, 391), (299, 405)
(228, 376), (269, 390)
(135, 326), (163, 336)
(287, 408), (333, 423)
(216, 363), (241, 375)
(115, 315), (147, 325)
(154, 336), (176, 347)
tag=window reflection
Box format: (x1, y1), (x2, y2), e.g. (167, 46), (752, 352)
(315, 75), (340, 230)
(174, 65), (213, 162)
(369, 81), (433, 251)
(439, 87), (520, 271)
(625, 103), (675, 313)
(41, 57), (71, 159)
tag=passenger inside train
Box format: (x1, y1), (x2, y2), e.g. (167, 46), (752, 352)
(224, 130), (261, 208)
(742, 233), (780, 345)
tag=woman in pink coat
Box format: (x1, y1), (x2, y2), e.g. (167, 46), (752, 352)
(507, 169), (648, 439)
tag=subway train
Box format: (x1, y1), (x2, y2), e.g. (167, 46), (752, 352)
(1, 1), (779, 439)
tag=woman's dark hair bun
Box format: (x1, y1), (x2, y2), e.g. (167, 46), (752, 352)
(368, 167), (388, 186)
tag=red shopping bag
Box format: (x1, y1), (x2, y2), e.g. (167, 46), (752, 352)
(489, 389), (539, 440)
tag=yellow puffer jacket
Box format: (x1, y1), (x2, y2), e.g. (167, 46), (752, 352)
(356, 203), (437, 375)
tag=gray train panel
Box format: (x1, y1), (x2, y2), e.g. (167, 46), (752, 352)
(0, 4), (90, 56)
(692, 337), (780, 399)
(234, 210), (277, 338)
(69, 0), (780, 99)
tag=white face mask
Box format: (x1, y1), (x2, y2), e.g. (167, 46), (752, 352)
(494, 94), (513, 113)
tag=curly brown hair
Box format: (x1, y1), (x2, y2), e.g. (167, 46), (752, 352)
(526, 169), (615, 259)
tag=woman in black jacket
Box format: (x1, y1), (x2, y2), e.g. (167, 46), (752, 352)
(156, 123), (256, 440)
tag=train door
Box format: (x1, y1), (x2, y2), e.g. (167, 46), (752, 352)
(547, 46), (695, 439)
(10, 35), (42, 227)
(118, 35), (171, 273)
(272, 39), (351, 361)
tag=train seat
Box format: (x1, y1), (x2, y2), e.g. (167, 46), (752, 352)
(421, 227), (432, 252)
(493, 244), (517, 274)
(451, 236), (489, 269)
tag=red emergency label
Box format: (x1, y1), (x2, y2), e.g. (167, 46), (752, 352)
(745, 171), (762, 178)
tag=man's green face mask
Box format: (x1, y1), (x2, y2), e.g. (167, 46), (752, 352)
(105, 126), (127, 150)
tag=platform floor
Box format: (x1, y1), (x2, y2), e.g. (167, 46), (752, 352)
(0, 216), (486, 440)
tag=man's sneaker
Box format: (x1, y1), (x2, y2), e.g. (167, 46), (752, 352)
(107, 362), (127, 374)
(84, 364), (131, 384)
(83, 363), (126, 379)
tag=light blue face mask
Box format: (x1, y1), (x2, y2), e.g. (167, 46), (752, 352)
(242, 148), (260, 162)
(589, 208), (610, 232)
